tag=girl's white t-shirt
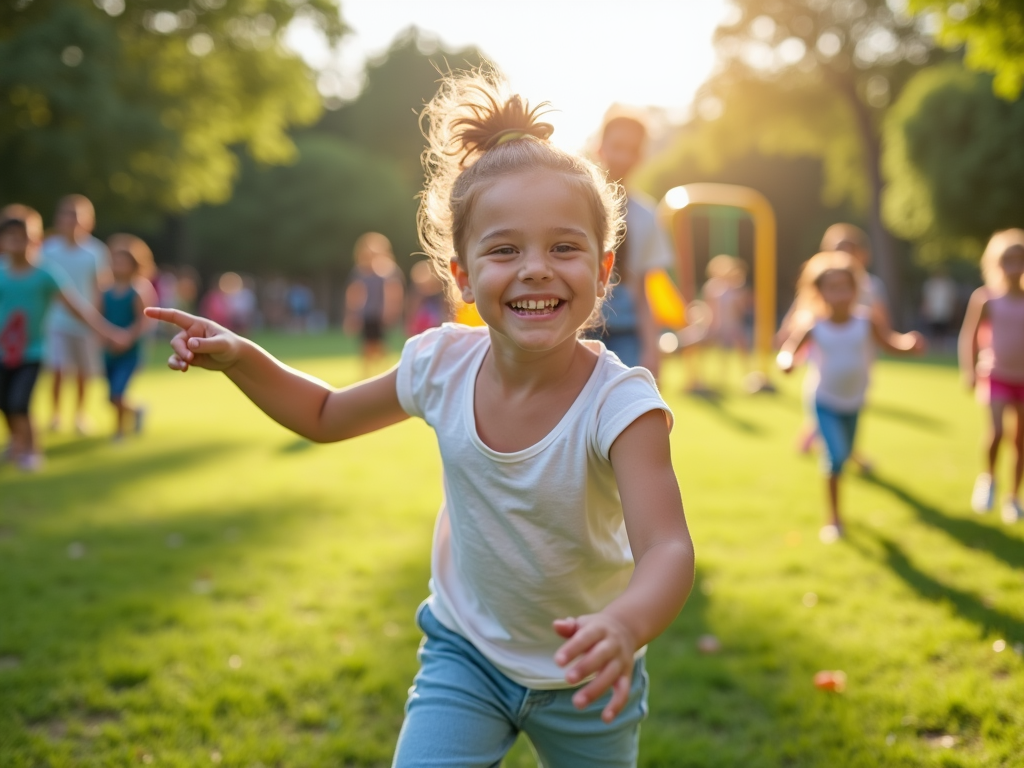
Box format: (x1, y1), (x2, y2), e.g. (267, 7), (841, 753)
(396, 323), (673, 688)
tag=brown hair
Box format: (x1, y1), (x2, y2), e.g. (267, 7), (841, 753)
(418, 70), (625, 320)
(981, 228), (1024, 291)
(820, 223), (869, 257)
(0, 203), (43, 242)
(107, 233), (155, 279)
(793, 251), (865, 320)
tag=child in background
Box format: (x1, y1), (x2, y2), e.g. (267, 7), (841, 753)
(344, 233), (404, 375)
(702, 254), (750, 388)
(959, 229), (1024, 523)
(41, 194), (111, 435)
(405, 259), (448, 336)
(0, 214), (128, 470)
(148, 72), (694, 766)
(778, 251), (924, 542)
(103, 234), (157, 440)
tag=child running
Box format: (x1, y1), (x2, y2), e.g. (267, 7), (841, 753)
(147, 73), (695, 765)
(0, 213), (128, 470)
(102, 234), (157, 441)
(777, 251), (924, 542)
(959, 229), (1024, 523)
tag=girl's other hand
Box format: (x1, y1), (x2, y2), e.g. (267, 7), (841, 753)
(908, 331), (927, 354)
(776, 350), (795, 373)
(552, 613), (636, 722)
(144, 307), (242, 372)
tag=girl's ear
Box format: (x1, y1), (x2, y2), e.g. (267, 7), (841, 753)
(450, 257), (475, 304)
(597, 251), (615, 298)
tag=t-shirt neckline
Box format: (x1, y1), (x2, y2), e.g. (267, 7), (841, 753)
(464, 334), (607, 463)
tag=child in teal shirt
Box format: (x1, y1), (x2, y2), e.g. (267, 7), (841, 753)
(0, 213), (128, 470)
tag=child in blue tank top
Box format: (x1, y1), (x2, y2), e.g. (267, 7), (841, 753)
(102, 235), (156, 440)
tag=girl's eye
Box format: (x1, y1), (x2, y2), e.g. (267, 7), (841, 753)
(552, 243), (581, 254)
(489, 246), (517, 256)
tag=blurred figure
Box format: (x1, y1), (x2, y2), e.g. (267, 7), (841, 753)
(40, 195), (111, 434)
(0, 204), (44, 268)
(102, 235), (157, 440)
(199, 274), (232, 328)
(921, 267), (958, 351)
(344, 232), (404, 374)
(778, 251), (924, 541)
(702, 254), (750, 388)
(780, 224), (889, 468)
(406, 259), (448, 336)
(0, 212), (127, 470)
(959, 229), (1024, 523)
(286, 281), (314, 332)
(588, 108), (674, 374)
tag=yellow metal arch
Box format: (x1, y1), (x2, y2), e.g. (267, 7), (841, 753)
(658, 183), (777, 375)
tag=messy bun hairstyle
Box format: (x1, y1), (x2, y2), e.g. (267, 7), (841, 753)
(418, 70), (625, 308)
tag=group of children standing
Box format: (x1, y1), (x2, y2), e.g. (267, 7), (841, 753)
(0, 196), (154, 471)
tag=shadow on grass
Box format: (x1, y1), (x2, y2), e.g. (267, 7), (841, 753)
(853, 530), (1024, 644)
(43, 436), (113, 460)
(865, 403), (946, 433)
(684, 394), (765, 435)
(862, 472), (1024, 572)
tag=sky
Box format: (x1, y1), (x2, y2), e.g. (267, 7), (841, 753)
(285, 0), (730, 152)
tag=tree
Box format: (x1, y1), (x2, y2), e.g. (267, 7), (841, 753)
(188, 134), (413, 278)
(882, 64), (1024, 262)
(316, 27), (486, 187)
(0, 0), (343, 227)
(692, 0), (945, 316)
(908, 0), (1024, 98)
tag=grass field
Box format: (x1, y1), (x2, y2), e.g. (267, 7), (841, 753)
(2, 334), (1022, 767)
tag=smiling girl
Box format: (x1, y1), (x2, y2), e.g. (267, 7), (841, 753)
(147, 73), (694, 766)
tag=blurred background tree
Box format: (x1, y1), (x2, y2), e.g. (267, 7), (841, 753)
(646, 0), (947, 320)
(0, 0), (343, 227)
(908, 0), (1024, 98)
(883, 63), (1024, 264)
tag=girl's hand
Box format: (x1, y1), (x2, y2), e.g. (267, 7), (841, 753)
(144, 307), (243, 372)
(908, 331), (927, 354)
(552, 612), (636, 722)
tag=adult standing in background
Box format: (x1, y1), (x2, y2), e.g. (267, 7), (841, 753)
(590, 109), (674, 376)
(40, 195), (110, 434)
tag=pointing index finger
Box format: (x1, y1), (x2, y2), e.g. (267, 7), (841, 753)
(145, 306), (201, 330)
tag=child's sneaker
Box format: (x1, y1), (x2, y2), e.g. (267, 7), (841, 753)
(971, 473), (995, 513)
(16, 453), (43, 472)
(819, 524), (842, 544)
(1001, 498), (1022, 524)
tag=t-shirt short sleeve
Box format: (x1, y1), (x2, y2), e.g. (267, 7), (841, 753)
(592, 367), (673, 461)
(396, 324), (478, 423)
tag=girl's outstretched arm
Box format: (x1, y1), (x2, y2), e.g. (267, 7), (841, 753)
(870, 318), (925, 355)
(553, 410), (693, 723)
(958, 288), (989, 390)
(775, 320), (813, 373)
(146, 307), (409, 442)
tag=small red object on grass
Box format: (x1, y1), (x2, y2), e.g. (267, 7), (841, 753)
(813, 670), (847, 692)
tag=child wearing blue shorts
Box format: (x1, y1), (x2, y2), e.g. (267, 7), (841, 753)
(102, 235), (156, 440)
(778, 251), (924, 541)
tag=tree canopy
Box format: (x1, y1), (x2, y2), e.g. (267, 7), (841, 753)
(0, 0), (342, 226)
(883, 64), (1024, 261)
(909, 0), (1024, 98)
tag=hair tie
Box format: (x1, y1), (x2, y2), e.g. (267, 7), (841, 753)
(483, 124), (554, 151)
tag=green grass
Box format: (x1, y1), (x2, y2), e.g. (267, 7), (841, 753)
(2, 333), (1022, 767)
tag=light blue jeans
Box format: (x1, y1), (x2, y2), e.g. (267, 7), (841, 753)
(392, 604), (649, 767)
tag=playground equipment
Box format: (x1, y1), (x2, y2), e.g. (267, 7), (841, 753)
(658, 183), (778, 389)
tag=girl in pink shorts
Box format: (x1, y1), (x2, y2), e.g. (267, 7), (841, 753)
(960, 229), (1024, 523)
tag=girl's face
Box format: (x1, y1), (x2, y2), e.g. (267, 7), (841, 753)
(999, 245), (1024, 284)
(111, 250), (137, 281)
(454, 169), (612, 355)
(817, 269), (856, 313)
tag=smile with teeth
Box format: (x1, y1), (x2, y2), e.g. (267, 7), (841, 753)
(508, 298), (563, 314)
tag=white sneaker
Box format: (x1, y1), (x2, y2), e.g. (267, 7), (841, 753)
(1002, 498), (1022, 524)
(819, 524), (842, 544)
(972, 474), (995, 513)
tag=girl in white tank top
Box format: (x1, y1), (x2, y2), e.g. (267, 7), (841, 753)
(777, 252), (924, 542)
